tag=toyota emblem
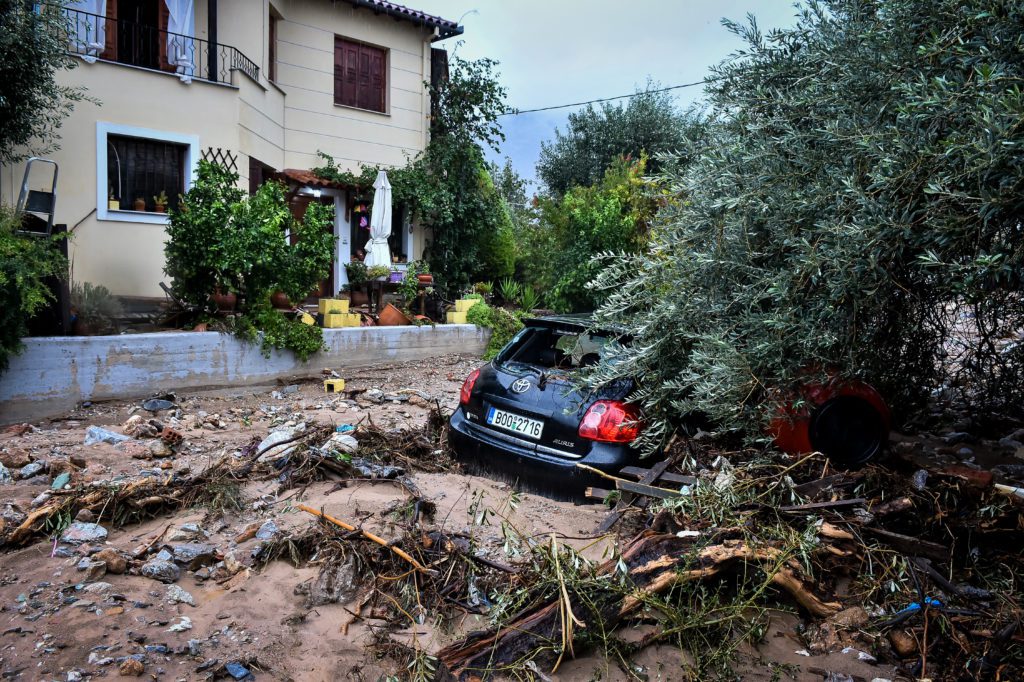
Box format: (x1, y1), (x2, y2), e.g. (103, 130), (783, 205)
(511, 378), (531, 394)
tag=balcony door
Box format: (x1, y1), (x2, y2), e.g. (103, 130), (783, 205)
(102, 0), (172, 72)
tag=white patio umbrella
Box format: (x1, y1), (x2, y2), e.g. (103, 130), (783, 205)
(363, 170), (392, 268)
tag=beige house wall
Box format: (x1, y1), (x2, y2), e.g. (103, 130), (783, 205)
(0, 0), (437, 299)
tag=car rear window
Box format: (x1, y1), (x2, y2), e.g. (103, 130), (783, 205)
(495, 326), (613, 374)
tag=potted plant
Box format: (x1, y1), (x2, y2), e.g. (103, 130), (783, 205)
(367, 265), (391, 282)
(153, 190), (168, 213)
(211, 286), (237, 312)
(70, 282), (123, 335)
(133, 196), (147, 212)
(270, 291), (291, 308)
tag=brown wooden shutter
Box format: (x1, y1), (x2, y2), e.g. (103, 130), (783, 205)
(101, 1), (118, 61)
(158, 1), (172, 72)
(368, 47), (384, 112)
(334, 38), (386, 112)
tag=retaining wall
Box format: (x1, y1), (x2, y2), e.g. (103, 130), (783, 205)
(0, 325), (488, 424)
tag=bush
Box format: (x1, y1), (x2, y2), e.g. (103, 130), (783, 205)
(71, 282), (122, 334)
(587, 0), (1024, 450)
(0, 205), (67, 371)
(466, 300), (524, 360)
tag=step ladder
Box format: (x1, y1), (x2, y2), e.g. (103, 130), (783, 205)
(15, 157), (59, 237)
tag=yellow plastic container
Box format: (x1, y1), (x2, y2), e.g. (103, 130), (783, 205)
(318, 298), (349, 314)
(323, 313), (346, 328)
(324, 379), (346, 393)
(446, 311), (468, 324)
(455, 298), (480, 313)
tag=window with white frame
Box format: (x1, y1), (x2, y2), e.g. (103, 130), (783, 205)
(96, 122), (198, 223)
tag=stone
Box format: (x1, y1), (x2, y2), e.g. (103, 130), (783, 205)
(70, 454), (88, 468)
(19, 460), (48, 479)
(141, 559), (180, 584)
(123, 415), (159, 439)
(168, 522), (202, 541)
(77, 558), (107, 581)
(0, 462), (12, 484)
(67, 672), (84, 682)
(83, 581), (113, 594)
(119, 658), (145, 676)
(61, 521), (108, 545)
(255, 520), (278, 540)
(942, 431), (977, 445)
(234, 522), (260, 543)
(889, 629), (917, 657)
(281, 384), (300, 395)
(142, 398), (176, 414)
(256, 426), (304, 462)
(51, 472), (71, 489)
(148, 439), (174, 458)
(363, 389), (385, 404)
(1, 503), (27, 526)
(830, 606), (870, 628)
(171, 543), (218, 569)
(75, 508), (96, 523)
(119, 440), (152, 459)
(165, 585), (195, 606)
(94, 548), (127, 574)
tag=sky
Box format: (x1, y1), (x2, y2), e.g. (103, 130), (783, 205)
(412, 0), (802, 191)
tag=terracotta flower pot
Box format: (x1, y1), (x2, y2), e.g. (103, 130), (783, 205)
(270, 291), (291, 309)
(154, 204), (167, 213)
(133, 198), (147, 212)
(417, 274), (433, 284)
(378, 303), (410, 326)
(211, 289), (237, 312)
(350, 290), (369, 306)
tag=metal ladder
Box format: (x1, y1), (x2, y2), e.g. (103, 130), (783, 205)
(15, 157), (59, 237)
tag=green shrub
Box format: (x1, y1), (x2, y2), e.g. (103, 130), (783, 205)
(233, 306), (324, 361)
(0, 205), (67, 371)
(587, 0), (1024, 450)
(71, 282), (122, 333)
(465, 300), (524, 360)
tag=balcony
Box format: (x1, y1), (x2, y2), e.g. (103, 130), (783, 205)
(63, 6), (258, 86)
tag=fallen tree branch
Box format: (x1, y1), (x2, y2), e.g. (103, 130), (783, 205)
(436, 532), (840, 679)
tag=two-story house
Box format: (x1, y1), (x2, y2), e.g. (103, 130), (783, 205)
(0, 0), (461, 302)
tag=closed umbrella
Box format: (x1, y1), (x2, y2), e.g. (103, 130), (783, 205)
(363, 171), (392, 268)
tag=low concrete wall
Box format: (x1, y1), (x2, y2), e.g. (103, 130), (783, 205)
(0, 325), (488, 424)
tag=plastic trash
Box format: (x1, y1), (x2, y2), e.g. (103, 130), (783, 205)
(335, 424), (356, 433)
(84, 426), (130, 446)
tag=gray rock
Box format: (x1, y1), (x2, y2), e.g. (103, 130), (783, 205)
(998, 437), (1023, 450)
(943, 431), (977, 445)
(30, 491), (51, 507)
(1, 503), (26, 526)
(363, 389), (385, 404)
(19, 460), (48, 479)
(76, 558), (106, 581)
(141, 559), (181, 584)
(84, 425), (130, 445)
(255, 520), (278, 540)
(83, 581), (113, 594)
(171, 543), (218, 569)
(60, 521), (108, 545)
(148, 439), (174, 458)
(0, 462), (12, 484)
(281, 384), (300, 395)
(166, 584), (195, 606)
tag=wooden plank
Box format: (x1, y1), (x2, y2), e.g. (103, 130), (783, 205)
(585, 487), (613, 501)
(615, 479), (680, 501)
(863, 527), (949, 561)
(779, 498), (866, 513)
(597, 459), (672, 533)
(619, 466), (697, 486)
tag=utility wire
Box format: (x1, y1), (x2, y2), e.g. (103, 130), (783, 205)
(499, 79), (709, 116)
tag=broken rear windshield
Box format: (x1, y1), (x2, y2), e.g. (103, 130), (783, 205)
(494, 325), (617, 374)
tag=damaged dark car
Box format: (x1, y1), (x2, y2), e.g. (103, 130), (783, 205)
(448, 315), (641, 498)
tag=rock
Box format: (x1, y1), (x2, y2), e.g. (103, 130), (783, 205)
(255, 520), (278, 540)
(83, 581), (113, 594)
(889, 629), (917, 657)
(0, 462), (12, 484)
(123, 415), (160, 439)
(998, 437), (1023, 451)
(166, 584), (195, 606)
(70, 454), (88, 468)
(94, 548), (127, 574)
(75, 508), (96, 523)
(119, 658), (145, 676)
(943, 431), (977, 445)
(142, 398), (176, 414)
(830, 606), (870, 628)
(256, 426), (304, 462)
(168, 522), (202, 541)
(84, 426), (131, 445)
(234, 522), (260, 543)
(77, 558), (107, 581)
(281, 384), (300, 395)
(19, 460), (48, 479)
(148, 439), (174, 458)
(325, 433), (359, 455)
(225, 661), (253, 680)
(363, 389), (385, 404)
(61, 521), (108, 545)
(51, 472), (71, 489)
(171, 543), (218, 569)
(141, 559), (180, 584)
(118, 440), (152, 459)
(1, 503), (27, 526)
(67, 671), (84, 682)
(30, 491), (52, 507)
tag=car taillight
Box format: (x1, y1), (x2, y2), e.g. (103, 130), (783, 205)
(578, 400), (641, 443)
(460, 368), (481, 406)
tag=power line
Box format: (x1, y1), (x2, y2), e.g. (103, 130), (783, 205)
(499, 79), (709, 116)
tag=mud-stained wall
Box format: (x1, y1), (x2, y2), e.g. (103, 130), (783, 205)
(0, 325), (488, 424)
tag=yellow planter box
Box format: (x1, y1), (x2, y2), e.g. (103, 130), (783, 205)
(318, 298), (349, 314)
(345, 313), (361, 327)
(324, 379), (346, 393)
(323, 313), (347, 328)
(446, 311), (468, 324)
(455, 298), (480, 313)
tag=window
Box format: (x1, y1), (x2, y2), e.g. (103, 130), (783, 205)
(334, 37), (386, 113)
(107, 135), (186, 212)
(268, 13), (277, 82)
(96, 122), (199, 224)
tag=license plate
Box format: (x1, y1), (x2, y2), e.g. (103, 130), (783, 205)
(486, 406), (544, 440)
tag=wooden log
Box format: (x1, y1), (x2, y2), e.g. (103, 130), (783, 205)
(436, 532), (840, 680)
(863, 527), (949, 561)
(618, 466), (698, 487)
(615, 479), (680, 500)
